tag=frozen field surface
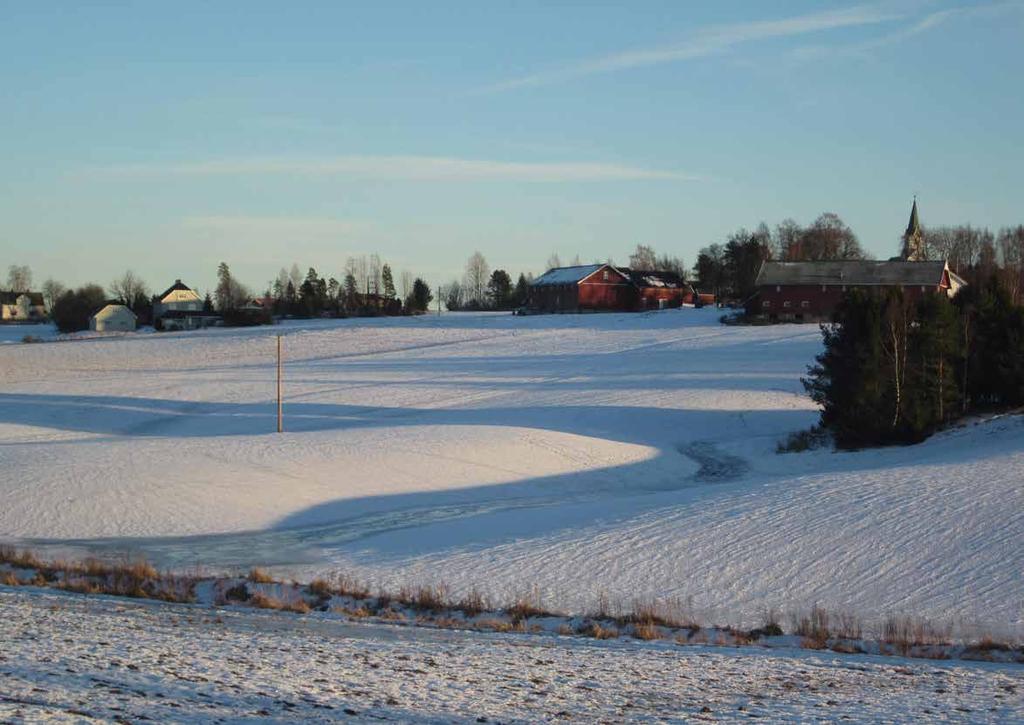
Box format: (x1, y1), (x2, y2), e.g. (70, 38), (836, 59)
(1, 310), (1022, 629)
(1, 587), (1021, 723)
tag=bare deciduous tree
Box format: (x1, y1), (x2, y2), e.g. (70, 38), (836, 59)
(7, 265), (32, 291)
(628, 244), (657, 270)
(464, 251), (490, 305)
(41, 279), (66, 311)
(109, 270), (149, 306)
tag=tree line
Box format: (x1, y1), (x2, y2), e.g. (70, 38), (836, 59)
(803, 276), (1024, 449)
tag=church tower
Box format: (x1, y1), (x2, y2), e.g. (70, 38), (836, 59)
(902, 197), (925, 261)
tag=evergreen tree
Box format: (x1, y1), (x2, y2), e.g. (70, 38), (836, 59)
(803, 290), (888, 448)
(905, 292), (961, 436)
(487, 269), (513, 309)
(381, 264), (396, 300)
(407, 278), (432, 313)
(513, 273), (529, 306)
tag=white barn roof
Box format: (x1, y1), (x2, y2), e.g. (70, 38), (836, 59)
(756, 261), (949, 288)
(531, 264), (605, 286)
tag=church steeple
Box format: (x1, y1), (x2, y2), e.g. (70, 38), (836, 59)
(902, 197), (925, 261)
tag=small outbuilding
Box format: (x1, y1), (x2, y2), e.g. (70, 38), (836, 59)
(90, 304), (137, 332)
(626, 270), (695, 310)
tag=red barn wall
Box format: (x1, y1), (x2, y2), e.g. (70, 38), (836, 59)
(755, 283), (947, 321)
(578, 268), (635, 311)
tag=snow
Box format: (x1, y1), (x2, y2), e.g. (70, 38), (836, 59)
(2, 587), (1021, 722)
(1, 309), (1022, 634)
(0, 322), (58, 344)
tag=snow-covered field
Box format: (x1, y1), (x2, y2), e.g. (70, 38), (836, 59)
(1, 310), (1022, 632)
(2, 586), (1021, 723)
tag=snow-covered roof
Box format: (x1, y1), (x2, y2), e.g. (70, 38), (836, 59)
(756, 261), (950, 287)
(531, 264), (605, 287)
(624, 269), (688, 289)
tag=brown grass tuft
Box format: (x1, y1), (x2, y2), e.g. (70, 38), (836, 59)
(247, 567), (274, 584)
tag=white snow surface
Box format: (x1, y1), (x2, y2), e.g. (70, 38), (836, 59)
(1, 310), (1022, 630)
(2, 587), (1021, 723)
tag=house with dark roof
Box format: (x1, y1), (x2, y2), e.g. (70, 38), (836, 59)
(527, 264), (697, 313)
(0, 291), (46, 322)
(152, 279), (218, 330)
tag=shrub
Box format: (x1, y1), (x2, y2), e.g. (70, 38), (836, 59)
(307, 578), (333, 598)
(224, 583), (251, 602)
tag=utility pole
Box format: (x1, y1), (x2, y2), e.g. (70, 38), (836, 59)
(276, 335), (283, 433)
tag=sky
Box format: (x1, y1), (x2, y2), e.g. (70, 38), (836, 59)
(1, 0), (1022, 294)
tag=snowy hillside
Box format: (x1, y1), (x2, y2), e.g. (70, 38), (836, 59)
(1, 310), (1021, 632)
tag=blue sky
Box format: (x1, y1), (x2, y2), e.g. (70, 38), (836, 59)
(1, 1), (1022, 293)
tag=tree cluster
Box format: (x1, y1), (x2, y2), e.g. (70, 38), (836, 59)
(804, 276), (1024, 449)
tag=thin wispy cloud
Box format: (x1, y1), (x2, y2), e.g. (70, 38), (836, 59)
(792, 2), (1023, 61)
(92, 155), (696, 182)
(483, 4), (902, 92)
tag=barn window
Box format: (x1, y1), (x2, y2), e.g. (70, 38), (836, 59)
(783, 301), (792, 308)
(821, 285), (826, 292)
(801, 300), (809, 308)
(603, 270), (609, 281)
(776, 285), (781, 292)
(762, 300), (770, 308)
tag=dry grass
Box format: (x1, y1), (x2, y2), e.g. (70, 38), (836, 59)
(247, 567), (274, 584)
(577, 621), (619, 640)
(0, 546), (43, 570)
(333, 605), (371, 618)
(306, 578), (334, 598)
(506, 586), (551, 621)
(250, 592), (310, 614)
(456, 587), (489, 617)
(1, 570), (20, 586)
(792, 605), (831, 648)
(632, 622), (662, 641)
(882, 614), (951, 654)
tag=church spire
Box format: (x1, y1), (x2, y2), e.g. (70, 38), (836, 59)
(905, 196), (921, 238)
(902, 197), (925, 261)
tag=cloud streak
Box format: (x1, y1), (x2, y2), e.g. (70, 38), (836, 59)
(484, 4), (901, 91)
(93, 155), (696, 182)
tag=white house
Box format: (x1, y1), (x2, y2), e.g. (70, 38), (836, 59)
(1, 291), (46, 322)
(90, 304), (137, 332)
(153, 280), (202, 316)
(153, 279), (218, 330)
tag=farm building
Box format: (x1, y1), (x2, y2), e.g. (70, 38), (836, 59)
(627, 270), (695, 310)
(89, 304), (137, 332)
(527, 264), (698, 313)
(1, 291), (46, 322)
(152, 279), (218, 330)
(751, 260), (965, 323)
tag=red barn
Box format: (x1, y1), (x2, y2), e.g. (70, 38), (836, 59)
(527, 264), (699, 313)
(626, 270), (695, 310)
(528, 264), (634, 313)
(751, 260), (966, 323)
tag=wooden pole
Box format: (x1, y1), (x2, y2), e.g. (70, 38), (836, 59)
(276, 335), (283, 433)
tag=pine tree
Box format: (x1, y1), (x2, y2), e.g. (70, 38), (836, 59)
(381, 265), (396, 300)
